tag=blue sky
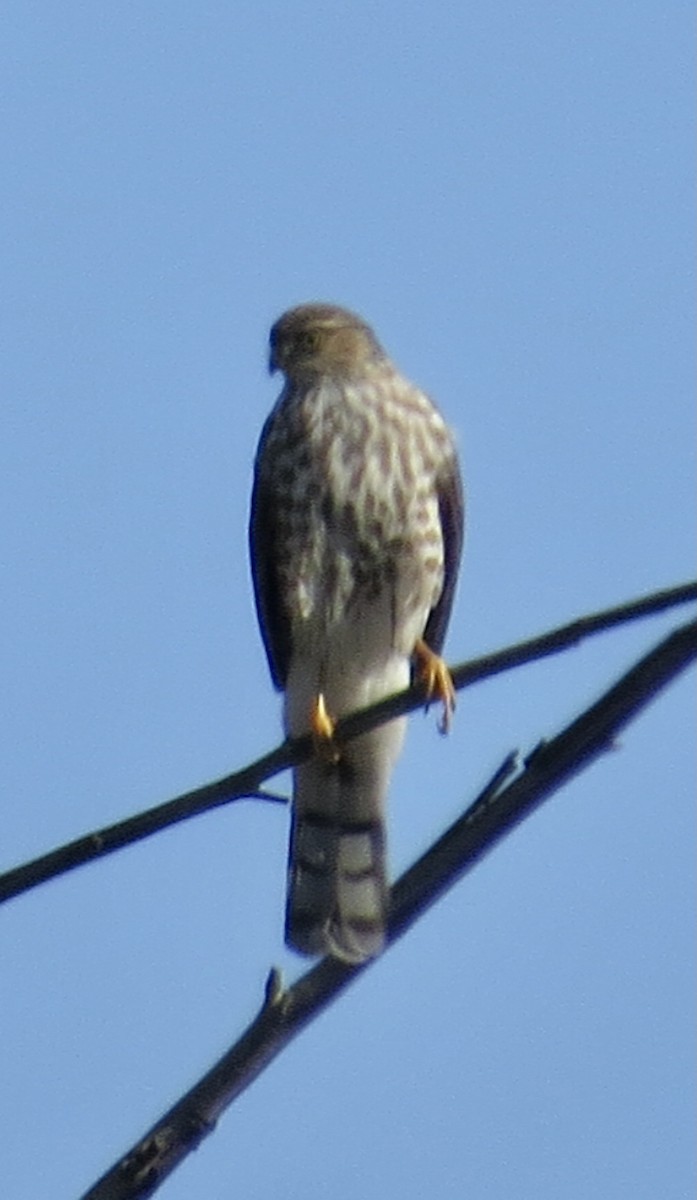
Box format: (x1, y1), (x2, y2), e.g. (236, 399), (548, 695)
(1, 3), (694, 1198)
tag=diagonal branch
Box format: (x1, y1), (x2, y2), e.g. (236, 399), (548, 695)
(81, 616), (696, 1200)
(1, 580), (695, 906)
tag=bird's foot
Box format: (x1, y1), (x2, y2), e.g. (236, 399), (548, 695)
(310, 692), (341, 763)
(413, 639), (456, 734)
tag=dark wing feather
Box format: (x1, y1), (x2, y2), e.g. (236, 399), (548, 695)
(422, 451), (465, 654)
(249, 420), (292, 691)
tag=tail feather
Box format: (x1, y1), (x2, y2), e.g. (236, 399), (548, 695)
(326, 821), (387, 962)
(285, 761), (388, 963)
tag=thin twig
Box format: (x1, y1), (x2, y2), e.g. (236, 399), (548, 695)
(81, 616), (696, 1200)
(1, 580), (694, 906)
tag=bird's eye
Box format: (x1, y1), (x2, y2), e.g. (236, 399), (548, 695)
(297, 329), (320, 353)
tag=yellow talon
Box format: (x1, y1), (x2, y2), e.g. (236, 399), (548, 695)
(310, 692), (341, 763)
(413, 638), (456, 735)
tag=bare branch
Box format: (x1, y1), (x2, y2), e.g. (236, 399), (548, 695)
(1, 580), (694, 906)
(80, 616), (696, 1200)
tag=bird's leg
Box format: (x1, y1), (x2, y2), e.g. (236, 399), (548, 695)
(310, 692), (341, 763)
(412, 638), (456, 734)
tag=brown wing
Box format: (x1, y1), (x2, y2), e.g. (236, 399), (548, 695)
(422, 450), (465, 655)
(248, 419), (292, 691)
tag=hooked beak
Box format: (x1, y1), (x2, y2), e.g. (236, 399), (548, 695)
(268, 334), (281, 374)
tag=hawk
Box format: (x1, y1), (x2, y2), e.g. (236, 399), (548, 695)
(249, 303), (464, 963)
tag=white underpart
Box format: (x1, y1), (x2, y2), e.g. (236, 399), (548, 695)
(281, 372), (447, 744)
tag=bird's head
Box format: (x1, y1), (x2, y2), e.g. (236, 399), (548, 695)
(268, 303), (385, 383)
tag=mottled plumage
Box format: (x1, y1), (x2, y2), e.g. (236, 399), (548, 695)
(250, 303), (463, 962)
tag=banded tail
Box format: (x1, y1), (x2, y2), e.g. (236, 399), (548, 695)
(285, 756), (388, 963)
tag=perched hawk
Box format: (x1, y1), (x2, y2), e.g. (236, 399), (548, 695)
(249, 303), (463, 963)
